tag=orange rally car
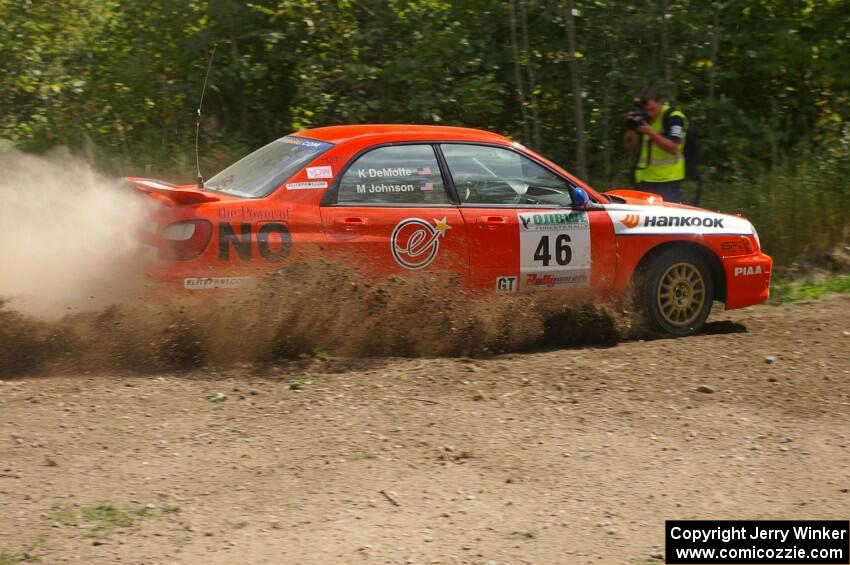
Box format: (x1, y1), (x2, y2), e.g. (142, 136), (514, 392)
(128, 125), (772, 336)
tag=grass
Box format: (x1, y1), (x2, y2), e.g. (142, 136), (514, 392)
(289, 378), (314, 390)
(82, 504), (138, 538)
(0, 551), (37, 564)
(697, 152), (850, 267)
(769, 274), (850, 304)
(0, 552), (23, 565)
(49, 504), (78, 526)
(0, 535), (50, 563)
(51, 502), (151, 539)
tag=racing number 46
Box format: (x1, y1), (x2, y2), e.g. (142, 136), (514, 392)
(533, 234), (572, 266)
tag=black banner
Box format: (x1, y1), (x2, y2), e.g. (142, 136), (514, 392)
(666, 520), (849, 564)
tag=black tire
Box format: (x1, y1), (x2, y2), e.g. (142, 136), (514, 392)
(637, 248), (714, 337)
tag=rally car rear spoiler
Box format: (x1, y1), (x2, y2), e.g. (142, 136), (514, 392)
(126, 177), (220, 205)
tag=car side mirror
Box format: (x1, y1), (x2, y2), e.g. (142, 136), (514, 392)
(571, 187), (590, 210)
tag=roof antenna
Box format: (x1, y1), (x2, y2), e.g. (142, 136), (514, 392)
(195, 42), (218, 190)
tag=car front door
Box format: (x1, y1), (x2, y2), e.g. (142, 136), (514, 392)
(319, 144), (468, 284)
(439, 143), (616, 294)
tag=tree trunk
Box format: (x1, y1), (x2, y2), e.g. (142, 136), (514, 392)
(660, 0), (671, 93)
(602, 73), (613, 187)
(227, 2), (247, 137)
(708, 3), (723, 99)
(520, 0), (542, 151)
(509, 0), (530, 146)
(564, 0), (587, 179)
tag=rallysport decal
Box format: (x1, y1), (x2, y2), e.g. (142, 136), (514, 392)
(518, 211), (591, 290)
(390, 217), (450, 270)
(286, 181), (328, 190)
(606, 205), (753, 236)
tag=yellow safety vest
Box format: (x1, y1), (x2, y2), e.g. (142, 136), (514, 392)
(635, 103), (687, 183)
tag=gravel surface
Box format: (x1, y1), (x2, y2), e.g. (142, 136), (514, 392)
(1, 296), (849, 564)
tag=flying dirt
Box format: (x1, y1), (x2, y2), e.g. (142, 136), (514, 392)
(0, 258), (623, 377)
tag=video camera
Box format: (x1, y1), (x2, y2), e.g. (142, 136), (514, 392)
(626, 108), (650, 130)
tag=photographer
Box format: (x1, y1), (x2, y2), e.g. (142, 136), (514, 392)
(624, 87), (688, 203)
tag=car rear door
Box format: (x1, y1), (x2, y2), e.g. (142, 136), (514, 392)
(319, 144), (468, 284)
(438, 143), (616, 294)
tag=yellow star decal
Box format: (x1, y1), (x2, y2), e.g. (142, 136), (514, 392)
(433, 217), (451, 236)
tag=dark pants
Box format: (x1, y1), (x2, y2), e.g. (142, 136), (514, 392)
(636, 180), (683, 204)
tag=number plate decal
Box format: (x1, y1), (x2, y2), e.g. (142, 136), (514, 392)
(518, 211), (591, 290)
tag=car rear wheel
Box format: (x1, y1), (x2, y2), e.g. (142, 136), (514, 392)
(639, 248), (714, 337)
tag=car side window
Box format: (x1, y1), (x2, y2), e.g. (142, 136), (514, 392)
(441, 144), (573, 206)
(337, 145), (450, 205)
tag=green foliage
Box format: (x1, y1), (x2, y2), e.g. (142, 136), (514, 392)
(289, 378), (314, 390)
(696, 125), (850, 264)
(0, 0), (848, 263)
(49, 504), (78, 527)
(48, 502), (151, 539)
(770, 274), (850, 304)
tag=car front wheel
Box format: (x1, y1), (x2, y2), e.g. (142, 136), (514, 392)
(639, 248), (714, 337)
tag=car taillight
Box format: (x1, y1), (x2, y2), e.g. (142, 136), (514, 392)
(160, 220), (212, 260)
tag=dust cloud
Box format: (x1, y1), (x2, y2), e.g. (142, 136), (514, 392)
(0, 148), (153, 318)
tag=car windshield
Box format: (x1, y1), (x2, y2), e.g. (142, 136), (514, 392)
(205, 136), (333, 198)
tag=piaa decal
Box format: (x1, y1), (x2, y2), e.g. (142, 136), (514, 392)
(734, 265), (763, 277)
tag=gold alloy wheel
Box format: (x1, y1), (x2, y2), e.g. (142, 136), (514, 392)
(656, 262), (706, 327)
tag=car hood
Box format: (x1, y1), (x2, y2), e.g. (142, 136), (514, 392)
(604, 188), (668, 206)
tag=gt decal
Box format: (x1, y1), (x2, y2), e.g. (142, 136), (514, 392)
(495, 276), (518, 292)
(390, 217), (450, 270)
(518, 212), (590, 290)
(218, 222), (292, 261)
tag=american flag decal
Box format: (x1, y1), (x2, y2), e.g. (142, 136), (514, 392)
(420, 181), (434, 191)
(416, 166), (432, 175)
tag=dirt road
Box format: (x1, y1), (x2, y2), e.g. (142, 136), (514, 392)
(1, 296), (849, 564)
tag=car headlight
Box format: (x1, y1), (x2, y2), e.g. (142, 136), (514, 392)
(751, 224), (761, 250)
